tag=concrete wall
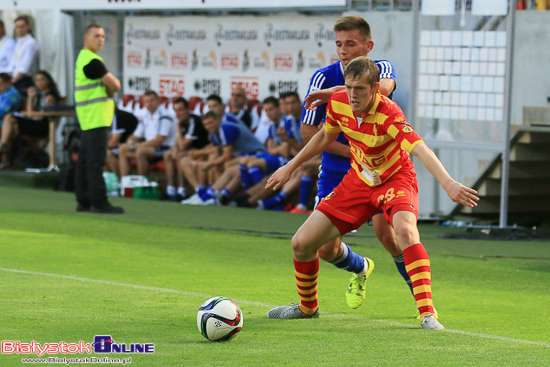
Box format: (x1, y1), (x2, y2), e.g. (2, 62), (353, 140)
(512, 11), (550, 126)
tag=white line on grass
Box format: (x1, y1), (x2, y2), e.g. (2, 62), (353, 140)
(2, 267), (549, 348)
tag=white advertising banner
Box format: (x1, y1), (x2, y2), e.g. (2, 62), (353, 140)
(3, 0), (346, 10)
(123, 15), (340, 101)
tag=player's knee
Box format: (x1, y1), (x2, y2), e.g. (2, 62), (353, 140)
(393, 223), (416, 244)
(291, 232), (313, 256)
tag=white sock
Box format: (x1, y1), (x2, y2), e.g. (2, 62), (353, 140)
(166, 185), (176, 195)
(177, 187), (186, 196)
(356, 258), (369, 277)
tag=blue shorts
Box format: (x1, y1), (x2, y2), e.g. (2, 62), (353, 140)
(256, 153), (288, 173)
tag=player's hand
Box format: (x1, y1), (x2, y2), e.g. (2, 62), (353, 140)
(445, 181), (479, 208)
(276, 126), (287, 139)
(27, 87), (38, 99)
(303, 89), (330, 111)
(265, 165), (292, 191)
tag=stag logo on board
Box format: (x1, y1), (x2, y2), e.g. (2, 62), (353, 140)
(215, 24), (257, 47)
(171, 53), (189, 69)
(274, 54), (293, 71)
(126, 23), (161, 46)
(314, 23), (335, 47)
(221, 53), (239, 71)
(126, 51), (143, 68)
(166, 24), (207, 46)
(194, 79), (221, 96)
(231, 77), (259, 99)
(159, 75), (185, 97)
(127, 76), (151, 93)
(264, 23), (310, 47)
(269, 80), (299, 95)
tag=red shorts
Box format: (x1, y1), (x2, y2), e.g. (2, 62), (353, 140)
(316, 170), (419, 235)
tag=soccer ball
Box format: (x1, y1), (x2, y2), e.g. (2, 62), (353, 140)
(197, 297), (243, 341)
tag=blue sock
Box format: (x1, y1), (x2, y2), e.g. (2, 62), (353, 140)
(239, 164), (253, 190)
(393, 254), (414, 295)
(331, 242), (365, 274)
(272, 201), (287, 211)
(248, 166), (265, 184)
(298, 176), (314, 207)
(197, 185), (207, 197)
(262, 192), (287, 209)
(201, 187), (216, 201)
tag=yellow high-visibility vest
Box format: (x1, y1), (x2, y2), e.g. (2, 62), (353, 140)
(74, 49), (115, 131)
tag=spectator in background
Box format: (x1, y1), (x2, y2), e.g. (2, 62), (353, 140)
(181, 110), (266, 205)
(74, 24), (123, 214)
(225, 86), (252, 129)
(0, 21), (15, 73)
(161, 97), (209, 202)
(10, 15), (39, 95)
(0, 73), (21, 168)
(118, 90), (177, 177)
(0, 70), (61, 169)
(106, 108), (139, 179)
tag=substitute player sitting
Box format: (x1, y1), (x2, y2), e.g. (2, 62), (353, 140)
(265, 57), (478, 330)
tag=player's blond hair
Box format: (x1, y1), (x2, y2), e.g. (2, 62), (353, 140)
(333, 16), (372, 41)
(344, 56), (380, 87)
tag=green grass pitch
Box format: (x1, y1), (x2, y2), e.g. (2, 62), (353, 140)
(0, 187), (549, 366)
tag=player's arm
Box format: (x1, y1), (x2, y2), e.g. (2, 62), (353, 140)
(304, 86), (345, 110)
(379, 78), (396, 98)
(301, 123), (351, 158)
(137, 134), (166, 148)
(411, 143), (479, 208)
(202, 145), (232, 170)
(101, 72), (121, 97)
(107, 132), (122, 149)
(266, 128), (338, 190)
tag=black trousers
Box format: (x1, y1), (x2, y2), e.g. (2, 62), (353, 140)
(74, 126), (109, 207)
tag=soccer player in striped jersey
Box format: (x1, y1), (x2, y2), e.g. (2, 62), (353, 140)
(300, 16), (414, 312)
(266, 56), (478, 329)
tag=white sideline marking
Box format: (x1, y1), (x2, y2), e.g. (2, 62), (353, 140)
(1, 267), (549, 348)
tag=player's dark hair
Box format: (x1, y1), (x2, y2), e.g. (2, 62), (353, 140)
(206, 94), (223, 105)
(280, 91), (300, 102)
(173, 97), (189, 109)
(344, 56), (380, 87)
(203, 110), (220, 121)
(85, 24), (103, 34)
(143, 90), (159, 99)
(0, 73), (12, 84)
(15, 15), (31, 26)
(333, 16), (371, 41)
(263, 96), (279, 108)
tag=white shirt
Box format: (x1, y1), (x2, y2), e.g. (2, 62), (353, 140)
(133, 107), (177, 147)
(10, 34), (39, 76)
(0, 36), (15, 73)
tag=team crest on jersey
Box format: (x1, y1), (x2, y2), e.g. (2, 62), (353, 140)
(402, 126), (413, 133)
(324, 191), (337, 201)
(340, 116), (349, 127)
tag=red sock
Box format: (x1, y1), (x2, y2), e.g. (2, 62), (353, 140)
(294, 258), (319, 316)
(403, 243), (436, 318)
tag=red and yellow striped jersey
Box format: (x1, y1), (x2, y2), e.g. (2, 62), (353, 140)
(324, 90), (424, 187)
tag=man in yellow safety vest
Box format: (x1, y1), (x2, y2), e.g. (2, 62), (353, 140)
(74, 24), (123, 214)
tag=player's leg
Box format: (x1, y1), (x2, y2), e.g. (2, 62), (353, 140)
(315, 172), (374, 309)
(162, 149), (178, 200)
(391, 210), (443, 330)
(106, 150), (120, 179)
(372, 213), (414, 295)
(246, 157), (268, 184)
(136, 146), (156, 176)
(118, 144), (136, 177)
(267, 211), (342, 319)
